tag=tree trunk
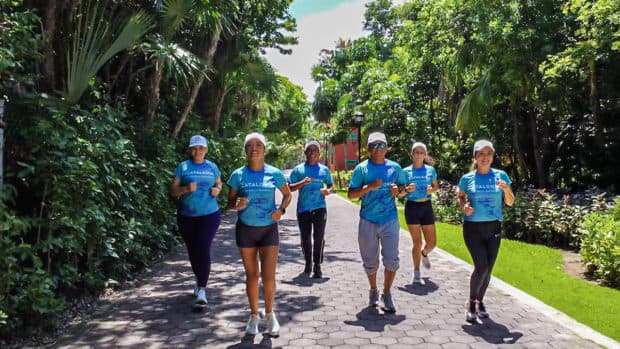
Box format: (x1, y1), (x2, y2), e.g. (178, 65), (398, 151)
(511, 109), (529, 184)
(589, 59), (604, 149)
(42, 1), (58, 91)
(211, 85), (230, 131)
(145, 60), (163, 131)
(171, 27), (222, 138)
(528, 109), (546, 187)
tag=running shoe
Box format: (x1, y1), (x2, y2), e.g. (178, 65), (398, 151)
(381, 292), (396, 313)
(245, 313), (260, 335)
(368, 288), (379, 307)
(264, 312), (280, 336)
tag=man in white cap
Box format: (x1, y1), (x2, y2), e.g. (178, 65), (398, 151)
(289, 140), (334, 278)
(348, 131), (406, 313)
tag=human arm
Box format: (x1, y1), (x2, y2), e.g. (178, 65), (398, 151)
(271, 183), (292, 220)
(289, 176), (312, 192)
(210, 177), (223, 197)
(227, 187), (248, 211)
(456, 187), (474, 216)
(348, 179), (382, 199)
(497, 180), (515, 206)
(170, 177), (196, 198)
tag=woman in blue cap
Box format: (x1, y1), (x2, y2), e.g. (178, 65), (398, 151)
(457, 139), (514, 323)
(170, 135), (223, 309)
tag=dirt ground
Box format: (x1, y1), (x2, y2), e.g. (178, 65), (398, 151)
(562, 250), (599, 285)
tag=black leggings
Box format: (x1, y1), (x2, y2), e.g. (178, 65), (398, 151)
(178, 211), (221, 288)
(297, 208), (327, 265)
(463, 221), (501, 302)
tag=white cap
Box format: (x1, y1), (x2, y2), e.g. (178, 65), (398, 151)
(411, 142), (427, 153)
(473, 139), (495, 156)
(244, 132), (266, 147)
(304, 140), (321, 151)
(367, 132), (387, 145)
(189, 135), (207, 148)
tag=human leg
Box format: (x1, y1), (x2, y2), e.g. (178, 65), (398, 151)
(259, 245), (279, 314)
(238, 247), (260, 315)
(177, 215), (200, 282)
(407, 224), (423, 271)
(297, 211), (313, 273)
(478, 222), (501, 303)
(311, 209), (327, 277)
(194, 211), (221, 288)
(463, 222), (491, 302)
(420, 224), (436, 269)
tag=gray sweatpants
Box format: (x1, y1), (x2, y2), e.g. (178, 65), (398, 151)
(358, 218), (400, 275)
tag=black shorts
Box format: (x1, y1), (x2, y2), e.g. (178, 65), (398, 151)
(235, 219), (279, 248)
(404, 200), (435, 225)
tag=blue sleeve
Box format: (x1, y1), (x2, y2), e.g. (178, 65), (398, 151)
(274, 170), (287, 188)
(396, 165), (406, 185)
(499, 170), (511, 185)
(325, 168), (334, 186)
(431, 166), (438, 181)
(173, 162), (184, 179)
(458, 175), (468, 192)
(289, 167), (300, 183)
(349, 166), (364, 189)
(227, 170), (241, 191)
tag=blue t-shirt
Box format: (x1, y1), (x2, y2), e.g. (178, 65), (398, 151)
(173, 160), (221, 217)
(458, 169), (512, 222)
(289, 162), (334, 213)
(403, 164), (437, 201)
(227, 164), (287, 227)
(349, 159), (406, 224)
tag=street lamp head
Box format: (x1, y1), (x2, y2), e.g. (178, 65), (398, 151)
(354, 111), (364, 124)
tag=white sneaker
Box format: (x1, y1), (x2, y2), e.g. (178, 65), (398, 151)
(245, 313), (260, 335)
(194, 289), (207, 308)
(412, 271), (425, 285)
(265, 312), (280, 336)
(193, 286), (199, 297)
(422, 252), (431, 269)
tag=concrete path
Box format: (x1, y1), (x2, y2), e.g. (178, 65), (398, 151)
(51, 193), (618, 348)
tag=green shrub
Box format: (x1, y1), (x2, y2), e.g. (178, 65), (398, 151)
(433, 180), (462, 224)
(333, 170), (353, 190)
(579, 199), (620, 286)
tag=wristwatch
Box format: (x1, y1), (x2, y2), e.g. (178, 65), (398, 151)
(279, 206), (286, 214)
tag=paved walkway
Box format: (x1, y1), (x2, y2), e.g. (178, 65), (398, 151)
(52, 194), (618, 348)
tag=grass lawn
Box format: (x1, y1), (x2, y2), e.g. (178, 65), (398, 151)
(336, 190), (620, 341)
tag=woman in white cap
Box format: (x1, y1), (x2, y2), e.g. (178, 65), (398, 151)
(400, 142), (439, 286)
(170, 135), (223, 309)
(226, 132), (292, 337)
(456, 139), (514, 323)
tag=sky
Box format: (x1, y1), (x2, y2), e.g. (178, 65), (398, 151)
(264, 0), (372, 101)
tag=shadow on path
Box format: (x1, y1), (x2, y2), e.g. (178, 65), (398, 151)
(396, 278), (439, 295)
(462, 318), (523, 344)
(343, 307), (406, 332)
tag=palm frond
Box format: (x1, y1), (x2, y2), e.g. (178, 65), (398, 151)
(455, 70), (492, 133)
(65, 3), (153, 103)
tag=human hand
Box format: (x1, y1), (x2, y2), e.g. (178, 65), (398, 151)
(235, 197), (249, 210)
(390, 183), (400, 196)
(426, 185), (433, 195)
(496, 179), (507, 190)
(407, 183), (416, 193)
(188, 182), (197, 193)
(210, 186), (221, 197)
(303, 177), (312, 185)
(271, 208), (284, 221)
(320, 188), (330, 196)
(369, 179), (383, 190)
(463, 202), (474, 216)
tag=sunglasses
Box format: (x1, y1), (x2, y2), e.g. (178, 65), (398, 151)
(368, 142), (387, 149)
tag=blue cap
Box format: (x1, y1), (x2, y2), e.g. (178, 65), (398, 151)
(189, 135), (208, 148)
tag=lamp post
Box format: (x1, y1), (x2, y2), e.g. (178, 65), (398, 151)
(354, 111), (364, 163)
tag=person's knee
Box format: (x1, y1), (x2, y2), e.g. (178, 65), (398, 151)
(383, 255), (400, 271)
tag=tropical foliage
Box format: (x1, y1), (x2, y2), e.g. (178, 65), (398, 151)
(0, 0), (309, 341)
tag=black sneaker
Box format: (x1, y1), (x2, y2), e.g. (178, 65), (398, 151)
(477, 302), (489, 318)
(312, 264), (322, 278)
(466, 301), (477, 323)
